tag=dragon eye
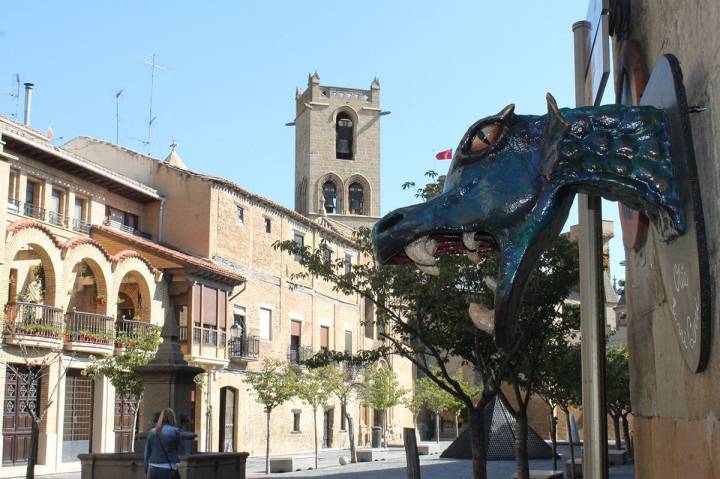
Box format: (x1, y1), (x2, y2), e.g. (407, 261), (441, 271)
(470, 124), (502, 153)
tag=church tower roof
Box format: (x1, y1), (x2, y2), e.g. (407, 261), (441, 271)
(164, 142), (188, 170)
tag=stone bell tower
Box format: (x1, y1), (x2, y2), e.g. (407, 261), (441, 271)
(294, 73), (382, 230)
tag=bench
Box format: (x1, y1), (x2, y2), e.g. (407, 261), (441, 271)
(269, 455), (315, 472)
(416, 443), (442, 455)
(356, 448), (391, 462)
(566, 458), (582, 478)
(512, 471), (564, 479)
(607, 449), (628, 465)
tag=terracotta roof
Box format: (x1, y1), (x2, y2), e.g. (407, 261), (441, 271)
(92, 225), (245, 285)
(71, 136), (359, 249)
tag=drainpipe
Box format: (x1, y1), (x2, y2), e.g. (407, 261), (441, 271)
(23, 83), (34, 127)
(158, 198), (165, 242)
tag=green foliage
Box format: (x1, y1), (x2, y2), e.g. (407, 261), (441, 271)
(15, 322), (62, 338)
(246, 359), (297, 412)
(84, 325), (161, 400)
(401, 170), (446, 201)
(605, 346), (631, 417)
(297, 365), (337, 412)
(536, 341), (582, 411)
(416, 374), (455, 414)
(359, 363), (407, 412)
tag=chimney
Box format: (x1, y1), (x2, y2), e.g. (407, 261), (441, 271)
(23, 82), (34, 126)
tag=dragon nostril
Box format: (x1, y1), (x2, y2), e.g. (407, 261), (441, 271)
(376, 212), (404, 233)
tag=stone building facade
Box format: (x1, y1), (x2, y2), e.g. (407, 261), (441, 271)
(612, 1), (720, 477)
(294, 73), (382, 230)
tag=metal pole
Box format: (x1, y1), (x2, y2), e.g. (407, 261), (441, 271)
(573, 20), (608, 479)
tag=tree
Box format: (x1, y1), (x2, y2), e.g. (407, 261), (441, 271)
(245, 359), (297, 474)
(324, 363), (363, 463)
(536, 335), (582, 478)
(359, 363), (407, 448)
(297, 365), (337, 469)
(416, 374), (453, 443)
(606, 346), (631, 452)
(84, 324), (161, 452)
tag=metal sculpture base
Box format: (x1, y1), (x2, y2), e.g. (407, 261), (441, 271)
(641, 54), (711, 372)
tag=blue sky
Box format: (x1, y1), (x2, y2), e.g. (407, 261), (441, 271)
(0, 1), (625, 282)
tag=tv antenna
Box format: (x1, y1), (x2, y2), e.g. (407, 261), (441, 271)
(142, 54), (167, 150)
(115, 89), (123, 144)
(9, 74), (20, 119)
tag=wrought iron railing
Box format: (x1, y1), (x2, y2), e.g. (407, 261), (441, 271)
(71, 218), (92, 234)
(65, 310), (115, 345)
(23, 203), (45, 221)
(228, 335), (260, 360)
(115, 319), (158, 347)
(4, 302), (64, 339)
(7, 197), (20, 213)
(287, 345), (313, 365)
(192, 326), (227, 349)
(104, 218), (151, 239)
(48, 210), (68, 227)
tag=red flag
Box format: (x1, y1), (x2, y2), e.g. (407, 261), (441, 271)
(435, 148), (453, 160)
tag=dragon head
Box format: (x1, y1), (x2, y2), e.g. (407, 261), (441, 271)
(372, 94), (682, 347)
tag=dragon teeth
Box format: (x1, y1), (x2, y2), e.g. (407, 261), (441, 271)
(462, 232), (480, 251)
(467, 252), (482, 264)
(483, 276), (497, 293)
(469, 302), (495, 334)
(416, 264), (440, 276)
(404, 236), (437, 266)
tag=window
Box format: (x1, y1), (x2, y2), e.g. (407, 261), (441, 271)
(320, 326), (330, 350)
(106, 206), (139, 230)
(344, 330), (352, 354)
(344, 253), (352, 275)
(292, 410), (301, 432)
(322, 245), (332, 266)
(348, 183), (364, 215)
(236, 205), (244, 224)
(25, 180), (38, 205)
(259, 308), (272, 340)
(336, 112), (354, 160)
(264, 218), (272, 234)
(322, 181), (337, 213)
(49, 189), (65, 226)
(293, 232), (305, 261)
(232, 306), (246, 338)
(364, 297), (374, 339)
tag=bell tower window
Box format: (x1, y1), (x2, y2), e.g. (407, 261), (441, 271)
(336, 113), (354, 160)
(348, 182), (364, 215)
(323, 181), (337, 213)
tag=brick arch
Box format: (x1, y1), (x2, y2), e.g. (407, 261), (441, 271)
(344, 174), (372, 216)
(4, 224), (63, 307)
(316, 172), (346, 215)
(61, 243), (113, 315)
(112, 256), (160, 327)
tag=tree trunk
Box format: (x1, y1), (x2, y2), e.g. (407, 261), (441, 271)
(382, 410), (387, 448)
(26, 419), (39, 479)
(622, 414), (632, 456)
(313, 408), (318, 469)
(514, 407), (530, 479)
(565, 409), (576, 479)
(550, 410), (558, 471)
(265, 410), (271, 474)
(455, 414), (459, 438)
(612, 414), (622, 449)
(130, 401), (141, 453)
(435, 412), (440, 443)
(468, 404), (488, 479)
(346, 413), (357, 463)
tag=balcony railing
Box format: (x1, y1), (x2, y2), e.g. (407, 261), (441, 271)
(71, 218), (92, 234)
(23, 203), (45, 221)
(4, 302), (64, 339)
(192, 326), (227, 349)
(179, 325), (189, 342)
(228, 335), (260, 360)
(7, 197), (20, 213)
(104, 218), (151, 240)
(48, 210), (68, 228)
(65, 310), (115, 345)
(115, 319), (158, 347)
(288, 345), (313, 365)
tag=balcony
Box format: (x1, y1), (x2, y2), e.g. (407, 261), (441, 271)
(23, 203), (45, 221)
(7, 197), (20, 214)
(71, 218), (92, 234)
(115, 319), (158, 348)
(4, 302), (64, 349)
(287, 345), (314, 367)
(104, 218), (151, 240)
(64, 310), (115, 355)
(228, 335), (260, 361)
(48, 210), (68, 228)
(179, 325), (228, 365)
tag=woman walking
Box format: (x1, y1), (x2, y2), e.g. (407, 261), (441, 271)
(144, 408), (183, 479)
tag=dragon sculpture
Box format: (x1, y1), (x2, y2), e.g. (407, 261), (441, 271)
(372, 94), (682, 347)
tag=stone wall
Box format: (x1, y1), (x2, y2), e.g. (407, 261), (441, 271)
(622, 1), (720, 477)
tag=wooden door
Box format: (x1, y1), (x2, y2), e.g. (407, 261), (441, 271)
(323, 409), (333, 448)
(218, 387), (235, 452)
(2, 365), (39, 465)
(113, 393), (137, 452)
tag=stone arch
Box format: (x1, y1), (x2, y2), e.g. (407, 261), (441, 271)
(344, 174), (372, 215)
(112, 255), (160, 327)
(63, 244), (115, 316)
(316, 172), (345, 215)
(4, 222), (63, 307)
(331, 107), (359, 161)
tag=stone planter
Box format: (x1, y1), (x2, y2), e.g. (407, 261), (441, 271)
(79, 452), (248, 479)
